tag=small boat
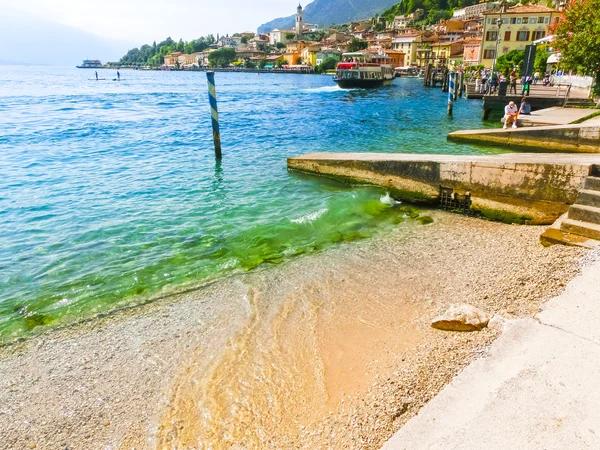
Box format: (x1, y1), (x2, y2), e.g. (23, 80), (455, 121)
(394, 66), (420, 78)
(333, 52), (394, 88)
(77, 59), (104, 69)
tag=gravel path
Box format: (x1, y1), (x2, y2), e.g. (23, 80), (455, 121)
(0, 212), (585, 450)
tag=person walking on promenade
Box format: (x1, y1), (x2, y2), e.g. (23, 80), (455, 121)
(533, 71), (540, 84)
(521, 74), (531, 96)
(95, 71), (98, 81)
(509, 70), (517, 95)
(117, 71), (121, 81)
(503, 101), (519, 129)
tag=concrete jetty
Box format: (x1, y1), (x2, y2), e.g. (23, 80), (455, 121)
(382, 252), (600, 450)
(448, 124), (600, 153)
(287, 152), (600, 225)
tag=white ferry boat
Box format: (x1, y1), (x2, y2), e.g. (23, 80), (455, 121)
(76, 60), (104, 69)
(333, 52), (394, 88)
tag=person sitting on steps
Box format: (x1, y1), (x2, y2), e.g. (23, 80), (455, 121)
(504, 101), (519, 129)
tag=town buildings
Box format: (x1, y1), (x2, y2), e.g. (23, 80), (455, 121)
(159, 0), (566, 73)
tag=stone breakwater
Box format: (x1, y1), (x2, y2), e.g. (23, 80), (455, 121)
(288, 152), (600, 225)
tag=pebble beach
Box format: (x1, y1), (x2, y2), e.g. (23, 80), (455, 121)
(0, 211), (585, 450)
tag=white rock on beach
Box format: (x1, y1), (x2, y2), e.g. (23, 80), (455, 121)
(431, 304), (490, 332)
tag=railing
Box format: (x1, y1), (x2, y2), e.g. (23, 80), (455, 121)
(550, 74), (594, 89)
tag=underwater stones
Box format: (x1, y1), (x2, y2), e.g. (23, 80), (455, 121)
(431, 304), (490, 332)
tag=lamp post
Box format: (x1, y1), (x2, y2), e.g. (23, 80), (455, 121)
(491, 17), (503, 88)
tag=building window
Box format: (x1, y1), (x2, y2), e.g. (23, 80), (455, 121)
(504, 31), (511, 41)
(517, 31), (530, 41)
(503, 18), (509, 24)
(510, 17), (517, 24)
(529, 17), (538, 24)
(516, 17), (522, 24)
(483, 49), (496, 59)
(538, 17), (545, 23)
(533, 31), (546, 40)
(487, 18), (492, 24)
(486, 31), (498, 41)
(522, 17), (528, 24)
(554, 16), (560, 23)
(544, 17), (550, 24)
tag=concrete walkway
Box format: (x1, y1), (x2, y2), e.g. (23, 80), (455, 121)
(382, 251), (600, 450)
(519, 107), (595, 126)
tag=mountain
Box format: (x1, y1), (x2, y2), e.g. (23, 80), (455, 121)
(257, 0), (400, 33)
(0, 8), (131, 66)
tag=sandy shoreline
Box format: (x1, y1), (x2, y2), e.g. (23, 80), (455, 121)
(0, 211), (586, 450)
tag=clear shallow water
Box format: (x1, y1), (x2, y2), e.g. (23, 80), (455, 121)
(0, 66), (507, 342)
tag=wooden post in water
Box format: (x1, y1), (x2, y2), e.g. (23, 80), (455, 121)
(447, 72), (455, 116)
(206, 71), (222, 160)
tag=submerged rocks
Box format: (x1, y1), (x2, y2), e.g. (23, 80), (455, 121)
(431, 304), (490, 332)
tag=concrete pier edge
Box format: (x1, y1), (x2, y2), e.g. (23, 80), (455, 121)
(288, 152), (600, 225)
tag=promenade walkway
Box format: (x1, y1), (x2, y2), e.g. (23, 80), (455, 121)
(382, 251), (600, 450)
(518, 106), (596, 127)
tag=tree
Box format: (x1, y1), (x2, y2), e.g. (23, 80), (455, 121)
(285, 32), (296, 40)
(496, 49), (525, 76)
(244, 58), (256, 69)
(317, 57), (338, 73)
(347, 38), (368, 52)
(276, 42), (286, 49)
(208, 48), (237, 67)
(295, 56), (303, 65)
(241, 36), (249, 44)
(258, 59), (267, 69)
(553, 0), (600, 93)
(534, 44), (551, 74)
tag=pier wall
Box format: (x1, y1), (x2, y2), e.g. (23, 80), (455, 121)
(448, 125), (600, 153)
(288, 153), (600, 224)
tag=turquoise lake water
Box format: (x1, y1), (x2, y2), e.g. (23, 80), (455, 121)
(0, 66), (506, 342)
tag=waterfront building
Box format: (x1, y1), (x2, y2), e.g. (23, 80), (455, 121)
(391, 33), (419, 67)
(269, 29), (295, 46)
(463, 37), (483, 66)
(384, 49), (406, 67)
(300, 44), (321, 66)
(249, 35), (269, 49)
(480, 4), (559, 67)
(391, 9), (424, 30)
(217, 36), (242, 48)
(464, 2), (500, 19)
(296, 4), (304, 38)
(315, 50), (341, 66)
(453, 7), (467, 19)
(235, 47), (265, 60)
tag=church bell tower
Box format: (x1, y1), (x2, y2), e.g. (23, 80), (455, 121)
(296, 4), (304, 38)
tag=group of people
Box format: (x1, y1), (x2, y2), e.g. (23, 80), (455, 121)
(94, 71), (121, 81)
(503, 97), (531, 129)
(473, 68), (553, 95)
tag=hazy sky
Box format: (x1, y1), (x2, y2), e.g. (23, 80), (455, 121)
(0, 0), (298, 45)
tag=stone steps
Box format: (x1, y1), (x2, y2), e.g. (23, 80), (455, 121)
(577, 189), (600, 208)
(561, 218), (600, 241)
(584, 176), (600, 190)
(542, 174), (600, 247)
(568, 204), (600, 225)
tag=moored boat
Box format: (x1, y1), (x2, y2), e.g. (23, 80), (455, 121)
(333, 52), (394, 88)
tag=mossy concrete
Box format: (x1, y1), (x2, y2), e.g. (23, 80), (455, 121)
(288, 153), (600, 225)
